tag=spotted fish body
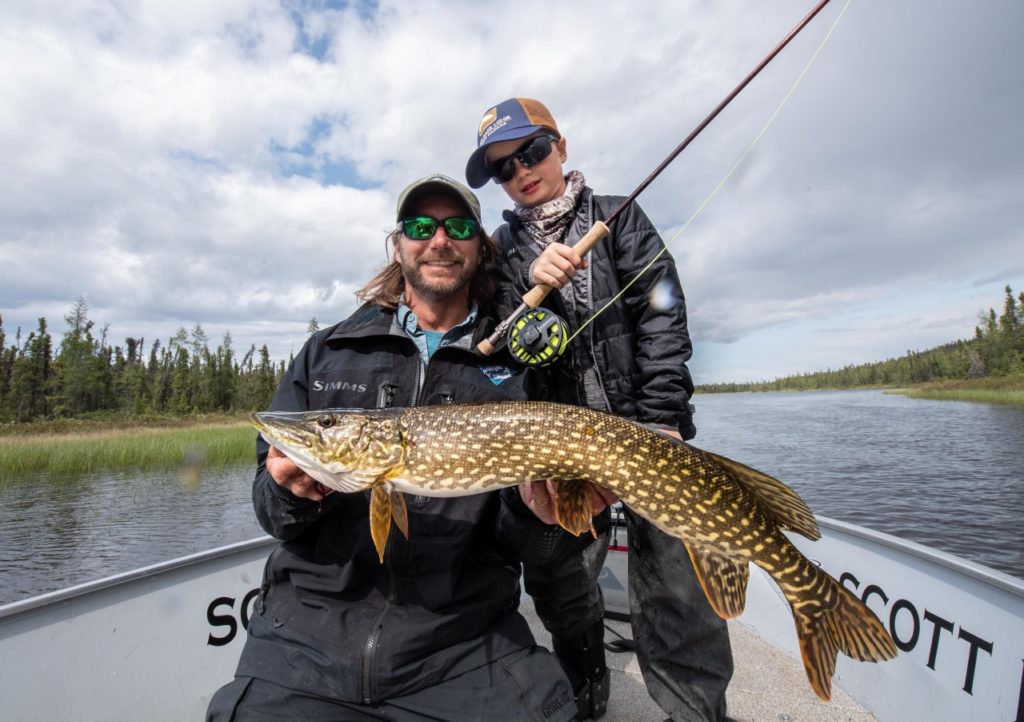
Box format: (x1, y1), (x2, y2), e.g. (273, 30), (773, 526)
(251, 400), (897, 700)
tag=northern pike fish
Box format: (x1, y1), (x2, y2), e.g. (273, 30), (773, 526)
(251, 400), (897, 700)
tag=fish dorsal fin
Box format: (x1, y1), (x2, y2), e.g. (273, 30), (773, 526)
(685, 541), (750, 619)
(704, 450), (820, 540)
(551, 479), (596, 537)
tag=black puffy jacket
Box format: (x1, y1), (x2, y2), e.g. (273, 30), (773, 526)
(236, 303), (594, 703)
(494, 186), (697, 439)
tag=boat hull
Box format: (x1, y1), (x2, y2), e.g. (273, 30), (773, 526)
(1, 518), (1022, 721)
(600, 513), (1024, 722)
(0, 538), (273, 721)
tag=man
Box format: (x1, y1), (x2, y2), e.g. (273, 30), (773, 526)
(207, 174), (607, 721)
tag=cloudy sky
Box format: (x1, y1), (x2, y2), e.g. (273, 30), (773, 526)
(2, 0), (1021, 384)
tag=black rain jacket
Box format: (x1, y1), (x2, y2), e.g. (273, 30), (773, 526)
(236, 303), (597, 703)
(494, 186), (697, 439)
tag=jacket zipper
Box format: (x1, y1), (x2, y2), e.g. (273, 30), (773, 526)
(377, 382), (396, 409)
(586, 279), (614, 414)
(361, 342), (459, 701)
(361, 382), (401, 703)
(581, 194), (614, 413)
(361, 542), (398, 703)
(254, 546), (282, 616)
(414, 355), (426, 404)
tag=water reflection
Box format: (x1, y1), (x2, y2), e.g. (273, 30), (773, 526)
(1, 390), (1021, 605)
(694, 389), (1024, 579)
(0, 463), (262, 605)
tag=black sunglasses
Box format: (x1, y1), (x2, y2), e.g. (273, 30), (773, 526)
(487, 135), (557, 184)
(401, 216), (479, 241)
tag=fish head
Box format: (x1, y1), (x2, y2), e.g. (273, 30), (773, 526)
(250, 409), (405, 493)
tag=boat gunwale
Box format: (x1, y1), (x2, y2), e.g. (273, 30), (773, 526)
(0, 535), (275, 621)
(815, 516), (1024, 596)
(2, 515), (1021, 624)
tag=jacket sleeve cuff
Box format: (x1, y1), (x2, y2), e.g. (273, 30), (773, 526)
(641, 416), (696, 441)
(252, 468), (332, 539)
(522, 259), (535, 288)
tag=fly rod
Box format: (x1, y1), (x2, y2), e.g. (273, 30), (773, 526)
(477, 0), (834, 363)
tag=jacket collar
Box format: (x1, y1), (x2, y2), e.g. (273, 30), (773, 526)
(395, 301), (480, 359)
(326, 303), (398, 343)
(326, 302), (496, 348)
(502, 186), (593, 265)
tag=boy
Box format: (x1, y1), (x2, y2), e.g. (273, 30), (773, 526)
(466, 99), (733, 722)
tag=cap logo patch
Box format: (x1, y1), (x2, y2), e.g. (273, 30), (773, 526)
(480, 114), (512, 144)
(478, 107), (497, 136)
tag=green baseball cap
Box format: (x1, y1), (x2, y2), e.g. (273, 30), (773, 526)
(396, 174), (482, 224)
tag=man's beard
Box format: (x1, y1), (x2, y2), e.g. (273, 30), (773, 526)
(400, 252), (478, 301)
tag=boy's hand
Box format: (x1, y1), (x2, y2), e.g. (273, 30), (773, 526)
(530, 243), (588, 288)
(657, 428), (682, 441)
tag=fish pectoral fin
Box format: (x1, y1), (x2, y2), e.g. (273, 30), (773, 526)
(684, 542), (749, 619)
(551, 479), (595, 537)
(369, 485), (393, 563)
(390, 491), (410, 540)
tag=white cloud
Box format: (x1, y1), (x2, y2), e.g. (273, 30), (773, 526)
(1, 0), (1022, 384)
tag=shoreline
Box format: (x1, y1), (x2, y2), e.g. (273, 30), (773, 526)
(6, 377), (1024, 438)
(2, 382), (1021, 477)
(696, 376), (1024, 407)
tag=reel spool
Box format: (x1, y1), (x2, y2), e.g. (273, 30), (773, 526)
(507, 308), (570, 367)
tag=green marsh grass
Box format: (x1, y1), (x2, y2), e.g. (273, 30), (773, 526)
(0, 423), (257, 480)
(887, 373), (1024, 407)
(897, 387), (1024, 405)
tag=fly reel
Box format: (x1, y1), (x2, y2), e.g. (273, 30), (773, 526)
(507, 308), (571, 367)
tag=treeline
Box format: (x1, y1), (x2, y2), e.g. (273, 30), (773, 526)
(699, 286), (1024, 393)
(0, 298), (289, 423)
(3, 286), (1022, 420)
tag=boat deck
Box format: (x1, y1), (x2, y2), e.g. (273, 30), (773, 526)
(522, 602), (875, 722)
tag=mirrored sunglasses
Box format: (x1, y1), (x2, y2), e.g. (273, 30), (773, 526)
(401, 216), (479, 241)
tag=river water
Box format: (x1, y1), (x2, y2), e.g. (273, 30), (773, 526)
(1, 389), (1021, 606)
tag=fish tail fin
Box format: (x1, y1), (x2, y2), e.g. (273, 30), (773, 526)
(792, 574), (899, 701)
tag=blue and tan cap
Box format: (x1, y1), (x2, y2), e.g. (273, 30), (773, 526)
(396, 173), (482, 225)
(465, 98), (561, 189)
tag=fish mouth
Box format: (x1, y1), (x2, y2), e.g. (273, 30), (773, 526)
(250, 411), (315, 447)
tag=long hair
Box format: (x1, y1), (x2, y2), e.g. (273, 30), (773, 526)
(355, 226), (498, 310)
